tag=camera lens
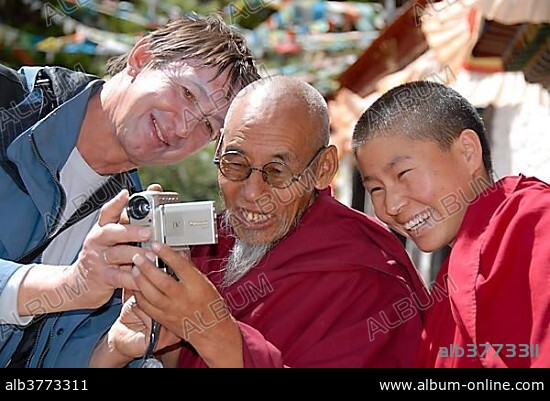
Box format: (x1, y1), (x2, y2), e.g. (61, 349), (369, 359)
(127, 196), (151, 220)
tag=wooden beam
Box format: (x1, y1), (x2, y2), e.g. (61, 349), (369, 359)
(339, 0), (429, 96)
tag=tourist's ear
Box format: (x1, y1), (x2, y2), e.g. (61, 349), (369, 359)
(127, 37), (151, 78)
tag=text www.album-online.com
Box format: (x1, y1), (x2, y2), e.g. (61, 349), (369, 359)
(379, 380), (545, 391)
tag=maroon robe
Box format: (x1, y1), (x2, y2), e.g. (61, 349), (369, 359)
(417, 175), (550, 367)
(179, 188), (426, 367)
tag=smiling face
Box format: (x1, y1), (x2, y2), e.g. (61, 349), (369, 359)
(356, 133), (482, 252)
(113, 60), (232, 167)
(100, 36), (237, 171)
(218, 80), (336, 245)
(219, 105), (316, 245)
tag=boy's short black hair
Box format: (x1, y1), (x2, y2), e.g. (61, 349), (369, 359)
(352, 81), (493, 175)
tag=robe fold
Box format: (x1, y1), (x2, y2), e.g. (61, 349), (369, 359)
(417, 175), (550, 368)
(179, 188), (427, 367)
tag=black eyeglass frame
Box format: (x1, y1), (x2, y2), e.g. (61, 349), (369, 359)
(213, 132), (326, 189)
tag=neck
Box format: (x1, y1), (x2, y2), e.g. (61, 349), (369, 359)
(472, 171), (494, 196)
(76, 76), (136, 175)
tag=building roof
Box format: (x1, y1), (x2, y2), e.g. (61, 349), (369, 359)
(339, 0), (429, 97)
(339, 0), (550, 95)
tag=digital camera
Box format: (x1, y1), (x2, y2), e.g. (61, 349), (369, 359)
(127, 191), (218, 251)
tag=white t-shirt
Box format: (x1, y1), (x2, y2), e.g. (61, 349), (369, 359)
(0, 148), (109, 324)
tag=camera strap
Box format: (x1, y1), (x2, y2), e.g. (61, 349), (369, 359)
(16, 171), (136, 265)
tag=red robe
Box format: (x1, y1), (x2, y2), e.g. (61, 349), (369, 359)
(417, 175), (550, 367)
(179, 188), (427, 367)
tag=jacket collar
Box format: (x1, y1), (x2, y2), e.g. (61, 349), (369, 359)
(7, 79), (103, 227)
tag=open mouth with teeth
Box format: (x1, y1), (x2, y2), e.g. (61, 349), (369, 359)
(404, 210), (433, 232)
(242, 210), (273, 224)
(151, 115), (168, 146)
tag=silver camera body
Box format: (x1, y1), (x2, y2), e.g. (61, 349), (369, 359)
(127, 191), (218, 251)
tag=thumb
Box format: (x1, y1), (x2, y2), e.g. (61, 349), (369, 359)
(146, 183), (163, 192)
(98, 190), (129, 226)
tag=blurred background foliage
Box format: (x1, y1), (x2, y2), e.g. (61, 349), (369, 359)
(139, 142), (222, 207)
(0, 0), (387, 208)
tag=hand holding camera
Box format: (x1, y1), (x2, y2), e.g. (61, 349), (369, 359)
(90, 191), (232, 367)
(68, 190), (146, 310)
(125, 191), (219, 367)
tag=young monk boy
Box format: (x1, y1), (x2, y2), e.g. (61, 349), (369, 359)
(352, 81), (549, 367)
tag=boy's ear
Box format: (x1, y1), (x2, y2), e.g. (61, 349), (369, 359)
(457, 129), (485, 175)
(314, 145), (339, 190)
(127, 37), (151, 78)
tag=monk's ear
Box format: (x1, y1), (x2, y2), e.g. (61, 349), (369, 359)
(127, 37), (152, 79)
(457, 129), (484, 176)
(314, 145), (338, 190)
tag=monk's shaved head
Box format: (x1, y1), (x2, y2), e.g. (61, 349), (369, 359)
(225, 75), (330, 150)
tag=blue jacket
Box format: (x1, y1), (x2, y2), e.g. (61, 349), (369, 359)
(0, 66), (140, 367)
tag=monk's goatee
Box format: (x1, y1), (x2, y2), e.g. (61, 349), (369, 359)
(221, 212), (273, 287)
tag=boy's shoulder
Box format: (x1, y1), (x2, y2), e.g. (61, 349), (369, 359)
(476, 174), (550, 236)
(494, 174), (550, 216)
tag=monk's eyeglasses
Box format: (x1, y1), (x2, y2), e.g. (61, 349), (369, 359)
(213, 132), (326, 189)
